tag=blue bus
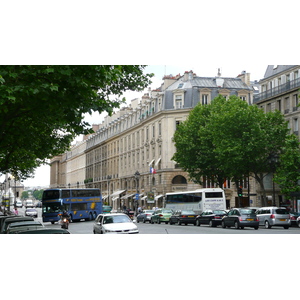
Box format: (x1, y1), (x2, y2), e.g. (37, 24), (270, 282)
(42, 188), (102, 224)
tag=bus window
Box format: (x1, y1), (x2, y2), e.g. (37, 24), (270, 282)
(43, 190), (60, 200)
(62, 190), (70, 198)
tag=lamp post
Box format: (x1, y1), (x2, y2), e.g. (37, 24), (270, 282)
(8, 177), (11, 211)
(134, 171), (140, 216)
(268, 153), (279, 206)
(107, 175), (111, 207)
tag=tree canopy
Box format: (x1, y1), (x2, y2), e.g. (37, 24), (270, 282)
(0, 65), (153, 179)
(172, 95), (298, 204)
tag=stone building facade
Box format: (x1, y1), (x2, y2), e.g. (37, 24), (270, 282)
(51, 69), (259, 210)
(254, 65), (300, 209)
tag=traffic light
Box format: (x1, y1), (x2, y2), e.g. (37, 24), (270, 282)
(238, 187), (243, 197)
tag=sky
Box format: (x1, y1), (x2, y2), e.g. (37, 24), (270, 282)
(1, 1), (296, 188)
(18, 64), (268, 187)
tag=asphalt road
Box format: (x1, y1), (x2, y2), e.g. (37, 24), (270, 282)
(15, 207), (300, 234)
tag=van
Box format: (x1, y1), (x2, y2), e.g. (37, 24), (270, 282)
(256, 207), (290, 229)
(25, 199), (34, 208)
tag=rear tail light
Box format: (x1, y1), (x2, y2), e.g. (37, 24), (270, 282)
(159, 214), (163, 217)
(239, 217), (243, 221)
(270, 214), (275, 219)
(291, 216), (296, 220)
(182, 215), (186, 218)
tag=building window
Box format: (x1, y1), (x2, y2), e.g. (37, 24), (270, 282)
(202, 94), (208, 105)
(175, 94), (183, 109)
(240, 96), (247, 101)
(294, 118), (298, 133)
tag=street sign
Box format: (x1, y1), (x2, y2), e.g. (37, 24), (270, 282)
(135, 193), (139, 201)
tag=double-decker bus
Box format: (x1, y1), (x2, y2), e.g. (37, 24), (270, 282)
(165, 188), (226, 214)
(42, 188), (102, 224)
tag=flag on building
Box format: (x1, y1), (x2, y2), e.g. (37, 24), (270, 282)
(150, 167), (156, 174)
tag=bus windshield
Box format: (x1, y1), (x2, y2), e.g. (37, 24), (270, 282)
(43, 190), (60, 200)
(42, 203), (63, 213)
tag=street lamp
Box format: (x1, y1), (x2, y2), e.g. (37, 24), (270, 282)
(107, 175), (112, 206)
(134, 171), (140, 216)
(268, 153), (279, 206)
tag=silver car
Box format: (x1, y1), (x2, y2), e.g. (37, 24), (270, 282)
(256, 207), (290, 229)
(93, 213), (139, 234)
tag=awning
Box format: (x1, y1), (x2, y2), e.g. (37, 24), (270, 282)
(148, 159), (155, 166)
(110, 190), (126, 198)
(155, 157), (161, 166)
(155, 194), (164, 200)
(141, 196), (147, 200)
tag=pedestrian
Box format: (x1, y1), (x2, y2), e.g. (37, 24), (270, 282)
(14, 207), (18, 215)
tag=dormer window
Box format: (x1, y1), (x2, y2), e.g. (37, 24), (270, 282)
(175, 95), (183, 109)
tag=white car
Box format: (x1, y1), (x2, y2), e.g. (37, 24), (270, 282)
(93, 213), (139, 234)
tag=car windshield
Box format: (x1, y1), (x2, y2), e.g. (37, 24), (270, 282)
(275, 209), (289, 214)
(162, 210), (172, 213)
(240, 209), (253, 215)
(26, 209), (36, 212)
(181, 211), (196, 215)
(103, 215), (131, 224)
(144, 210), (154, 213)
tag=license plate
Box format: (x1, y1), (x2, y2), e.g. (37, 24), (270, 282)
(280, 219), (286, 221)
(247, 218), (253, 221)
(188, 216), (194, 218)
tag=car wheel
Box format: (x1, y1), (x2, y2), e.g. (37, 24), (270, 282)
(234, 221), (239, 229)
(158, 219), (161, 224)
(165, 222), (168, 224)
(221, 221), (226, 228)
(297, 222), (300, 228)
(284, 226), (289, 229)
(151, 219), (154, 224)
(209, 220), (213, 227)
(254, 226), (258, 230)
(265, 220), (271, 229)
(137, 219), (140, 223)
(143, 219), (146, 223)
(178, 220), (181, 225)
(196, 219), (201, 226)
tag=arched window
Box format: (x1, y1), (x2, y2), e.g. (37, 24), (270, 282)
(172, 175), (187, 184)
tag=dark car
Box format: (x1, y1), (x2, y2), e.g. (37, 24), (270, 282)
(137, 210), (154, 223)
(17, 228), (70, 234)
(221, 208), (259, 230)
(169, 210), (197, 225)
(196, 210), (227, 227)
(0, 216), (34, 234)
(289, 211), (300, 226)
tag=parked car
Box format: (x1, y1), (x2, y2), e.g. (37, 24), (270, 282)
(169, 210), (197, 225)
(137, 210), (155, 223)
(221, 208), (259, 230)
(17, 228), (70, 234)
(256, 207), (290, 229)
(0, 216), (34, 234)
(25, 208), (38, 218)
(150, 209), (173, 224)
(196, 210), (227, 227)
(6, 220), (44, 234)
(93, 213), (139, 234)
(289, 211), (300, 226)
(297, 216), (300, 228)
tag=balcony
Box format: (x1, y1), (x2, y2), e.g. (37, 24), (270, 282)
(254, 77), (300, 103)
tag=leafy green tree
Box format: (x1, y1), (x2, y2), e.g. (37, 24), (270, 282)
(274, 134), (300, 199)
(21, 191), (29, 200)
(0, 65), (153, 179)
(172, 95), (292, 206)
(32, 189), (44, 200)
